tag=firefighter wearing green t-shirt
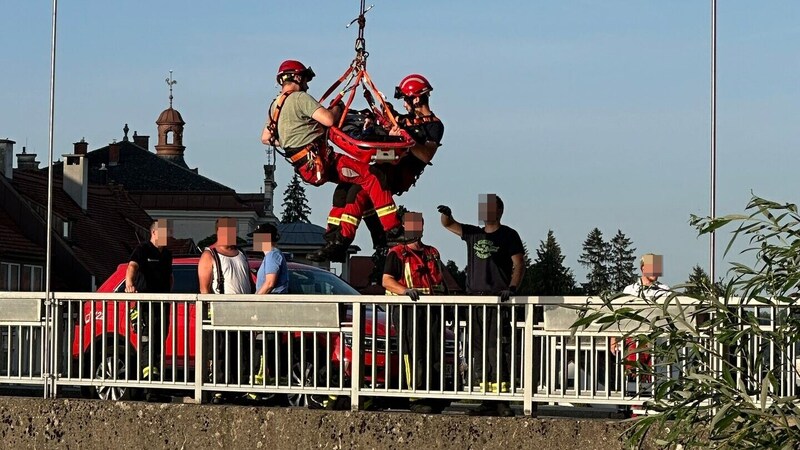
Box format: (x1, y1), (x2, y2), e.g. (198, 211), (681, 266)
(261, 60), (402, 260)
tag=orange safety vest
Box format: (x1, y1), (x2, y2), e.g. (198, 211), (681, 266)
(385, 244), (445, 295)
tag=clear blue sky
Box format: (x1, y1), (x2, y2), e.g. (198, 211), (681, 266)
(3, 1), (799, 286)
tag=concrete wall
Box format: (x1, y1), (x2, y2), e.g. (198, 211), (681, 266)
(0, 397), (657, 449)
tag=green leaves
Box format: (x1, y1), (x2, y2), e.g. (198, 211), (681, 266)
(578, 195), (800, 449)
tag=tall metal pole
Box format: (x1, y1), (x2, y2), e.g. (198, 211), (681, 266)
(710, 0), (717, 283)
(44, 0), (59, 399)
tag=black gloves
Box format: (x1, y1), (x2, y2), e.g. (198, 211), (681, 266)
(404, 288), (421, 302)
(499, 286), (517, 302)
(437, 205), (452, 218)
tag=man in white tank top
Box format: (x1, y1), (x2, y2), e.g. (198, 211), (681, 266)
(197, 218), (253, 404)
(198, 218), (252, 295)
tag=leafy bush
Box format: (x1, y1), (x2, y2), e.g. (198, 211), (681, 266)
(573, 196), (800, 449)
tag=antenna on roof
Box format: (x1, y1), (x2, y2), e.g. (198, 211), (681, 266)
(165, 70), (177, 108)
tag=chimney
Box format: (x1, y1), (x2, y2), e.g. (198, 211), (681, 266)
(63, 151), (88, 210)
(73, 138), (88, 155)
(263, 162), (278, 221)
(132, 131), (150, 150)
(16, 146), (40, 171)
(0, 139), (15, 179)
(108, 141), (120, 166)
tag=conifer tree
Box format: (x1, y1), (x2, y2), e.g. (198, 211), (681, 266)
(529, 230), (576, 295)
(608, 230), (637, 291)
(578, 228), (611, 295)
(280, 173), (311, 223)
(444, 260), (466, 291)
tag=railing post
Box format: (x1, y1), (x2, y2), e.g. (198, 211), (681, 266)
(42, 292), (55, 399)
(49, 292), (60, 398)
(350, 300), (363, 411)
(523, 299), (534, 416)
(193, 295), (204, 403)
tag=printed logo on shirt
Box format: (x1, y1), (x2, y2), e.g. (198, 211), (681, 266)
(147, 258), (160, 262)
(473, 239), (499, 259)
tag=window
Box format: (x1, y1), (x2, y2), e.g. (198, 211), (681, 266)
(21, 267), (31, 291)
(31, 266), (42, 291)
(8, 264), (19, 291)
(0, 263), (44, 291)
(0, 263), (7, 290)
(166, 130), (174, 145)
(172, 266), (200, 294)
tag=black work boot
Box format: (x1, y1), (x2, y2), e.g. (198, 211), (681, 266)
(368, 246), (389, 284)
(385, 225), (405, 245)
(307, 237), (352, 263)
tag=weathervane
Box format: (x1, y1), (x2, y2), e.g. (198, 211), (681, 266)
(165, 70), (177, 107)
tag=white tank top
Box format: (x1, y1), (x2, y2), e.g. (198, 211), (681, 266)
(208, 248), (252, 294)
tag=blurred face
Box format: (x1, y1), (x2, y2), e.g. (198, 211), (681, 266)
(641, 254), (664, 283)
(478, 194), (501, 222)
(216, 218), (237, 246)
(403, 212), (424, 241)
(253, 233), (273, 252)
(152, 219), (171, 247)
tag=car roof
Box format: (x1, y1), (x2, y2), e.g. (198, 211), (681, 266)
(113, 256), (327, 273)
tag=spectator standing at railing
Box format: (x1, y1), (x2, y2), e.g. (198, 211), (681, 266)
(198, 217), (253, 404)
(251, 223), (289, 295)
(613, 254), (669, 410)
(439, 194), (525, 417)
(382, 211), (449, 414)
(247, 223), (288, 400)
(125, 219), (173, 383)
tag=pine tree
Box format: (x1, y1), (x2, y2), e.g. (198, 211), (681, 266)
(578, 228), (611, 295)
(444, 260), (466, 291)
(685, 265), (724, 297)
(280, 173), (311, 223)
(608, 230), (637, 291)
(529, 230), (576, 295)
(518, 242), (535, 295)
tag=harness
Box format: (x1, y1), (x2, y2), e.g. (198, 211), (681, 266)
(385, 244), (445, 295)
(401, 114), (440, 127)
(267, 91), (330, 183)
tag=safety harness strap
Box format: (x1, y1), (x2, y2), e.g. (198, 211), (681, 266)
(266, 91), (294, 147)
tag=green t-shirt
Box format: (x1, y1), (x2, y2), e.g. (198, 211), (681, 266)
(267, 91), (325, 149)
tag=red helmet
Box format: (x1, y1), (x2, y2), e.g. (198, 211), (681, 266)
(394, 74), (433, 99)
(276, 60), (315, 84)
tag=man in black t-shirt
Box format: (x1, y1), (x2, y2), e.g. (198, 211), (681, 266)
(125, 219), (173, 381)
(439, 195), (525, 417)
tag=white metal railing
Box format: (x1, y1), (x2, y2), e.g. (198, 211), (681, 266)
(1, 292), (796, 416)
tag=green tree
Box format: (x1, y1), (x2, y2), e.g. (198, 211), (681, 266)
(444, 260), (466, 291)
(281, 173), (311, 223)
(608, 229), (637, 291)
(518, 242), (534, 295)
(527, 230), (576, 295)
(578, 228), (611, 295)
(684, 264), (723, 297)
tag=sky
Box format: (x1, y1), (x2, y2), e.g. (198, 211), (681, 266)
(2, 1), (800, 286)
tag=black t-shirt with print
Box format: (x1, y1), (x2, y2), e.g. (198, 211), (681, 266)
(129, 241), (173, 293)
(461, 224), (524, 294)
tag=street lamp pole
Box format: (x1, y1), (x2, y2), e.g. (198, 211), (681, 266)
(44, 0), (59, 399)
(710, 0), (717, 283)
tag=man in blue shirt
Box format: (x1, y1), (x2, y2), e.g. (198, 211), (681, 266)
(251, 223), (289, 294)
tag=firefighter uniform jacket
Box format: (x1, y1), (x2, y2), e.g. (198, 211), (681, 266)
(384, 243), (445, 295)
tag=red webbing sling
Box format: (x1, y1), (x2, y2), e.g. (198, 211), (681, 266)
(318, 1), (415, 164)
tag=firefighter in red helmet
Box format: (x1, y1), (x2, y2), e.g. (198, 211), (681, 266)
(313, 73), (444, 263)
(262, 60), (402, 261)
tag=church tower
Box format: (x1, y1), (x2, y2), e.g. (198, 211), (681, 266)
(154, 71), (188, 168)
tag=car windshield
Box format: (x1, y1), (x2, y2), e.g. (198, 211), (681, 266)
(289, 268), (360, 295)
